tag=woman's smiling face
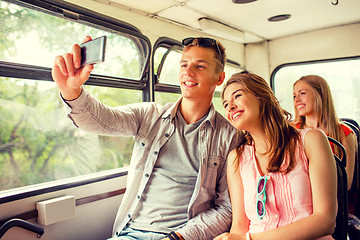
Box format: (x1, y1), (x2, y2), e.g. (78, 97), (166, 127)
(222, 82), (261, 131)
(293, 81), (315, 117)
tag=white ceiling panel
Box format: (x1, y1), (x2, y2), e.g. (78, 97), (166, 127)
(157, 5), (204, 30)
(186, 0), (360, 40)
(102, 0), (360, 43)
(111, 0), (176, 14)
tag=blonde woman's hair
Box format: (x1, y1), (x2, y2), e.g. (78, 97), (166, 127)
(293, 75), (342, 156)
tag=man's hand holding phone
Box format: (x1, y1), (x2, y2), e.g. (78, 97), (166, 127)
(51, 36), (106, 100)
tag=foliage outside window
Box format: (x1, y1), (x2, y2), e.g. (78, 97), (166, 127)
(273, 59), (360, 125)
(154, 47), (181, 86)
(0, 0), (145, 191)
(0, 0), (144, 80)
(0, 78), (140, 190)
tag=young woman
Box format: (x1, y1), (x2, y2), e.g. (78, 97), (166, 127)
(215, 72), (337, 240)
(293, 75), (356, 190)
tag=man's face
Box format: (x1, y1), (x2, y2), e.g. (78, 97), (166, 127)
(179, 46), (223, 100)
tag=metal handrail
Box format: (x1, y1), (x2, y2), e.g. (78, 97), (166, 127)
(0, 218), (44, 239)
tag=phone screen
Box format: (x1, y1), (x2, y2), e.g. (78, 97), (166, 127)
(80, 36), (107, 67)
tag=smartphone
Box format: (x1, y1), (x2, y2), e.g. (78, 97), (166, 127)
(80, 36), (107, 67)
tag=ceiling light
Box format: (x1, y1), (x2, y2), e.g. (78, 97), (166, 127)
(232, 0), (258, 3)
(268, 14), (291, 22)
(198, 17), (245, 42)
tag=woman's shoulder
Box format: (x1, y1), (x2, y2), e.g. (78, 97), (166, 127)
(302, 128), (327, 139)
(301, 128), (329, 151)
(296, 128), (321, 138)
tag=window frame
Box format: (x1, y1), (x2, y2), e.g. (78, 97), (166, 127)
(0, 0), (152, 198)
(270, 55), (360, 125)
(270, 55), (360, 90)
(152, 37), (183, 99)
(1, 0), (151, 92)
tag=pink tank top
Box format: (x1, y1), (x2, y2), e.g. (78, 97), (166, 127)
(239, 130), (334, 239)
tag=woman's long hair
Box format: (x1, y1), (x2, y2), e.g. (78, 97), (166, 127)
(222, 72), (300, 173)
(293, 75), (342, 156)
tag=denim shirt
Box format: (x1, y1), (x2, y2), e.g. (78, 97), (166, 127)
(63, 88), (240, 240)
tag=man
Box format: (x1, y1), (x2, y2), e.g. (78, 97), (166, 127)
(52, 36), (240, 240)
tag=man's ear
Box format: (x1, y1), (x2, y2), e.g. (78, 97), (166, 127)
(216, 72), (225, 86)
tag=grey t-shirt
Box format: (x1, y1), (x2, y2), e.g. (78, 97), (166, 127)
(129, 109), (207, 233)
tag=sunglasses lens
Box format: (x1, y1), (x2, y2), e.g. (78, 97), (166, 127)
(257, 178), (265, 193)
(257, 199), (265, 216)
(198, 38), (214, 47)
(182, 38), (194, 46)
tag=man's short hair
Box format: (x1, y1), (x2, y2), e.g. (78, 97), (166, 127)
(182, 37), (226, 73)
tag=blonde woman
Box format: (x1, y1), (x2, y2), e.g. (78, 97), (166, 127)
(293, 75), (357, 190)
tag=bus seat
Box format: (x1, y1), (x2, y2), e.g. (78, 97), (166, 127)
(340, 119), (360, 240)
(328, 137), (348, 240)
(340, 118), (360, 218)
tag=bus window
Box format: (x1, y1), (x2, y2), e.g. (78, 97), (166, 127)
(272, 58), (360, 125)
(154, 47), (182, 86)
(0, 77), (140, 190)
(214, 62), (245, 115)
(0, 1), (148, 80)
(0, 0), (149, 191)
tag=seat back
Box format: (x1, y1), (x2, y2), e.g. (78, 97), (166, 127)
(340, 118), (360, 218)
(328, 137), (348, 240)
